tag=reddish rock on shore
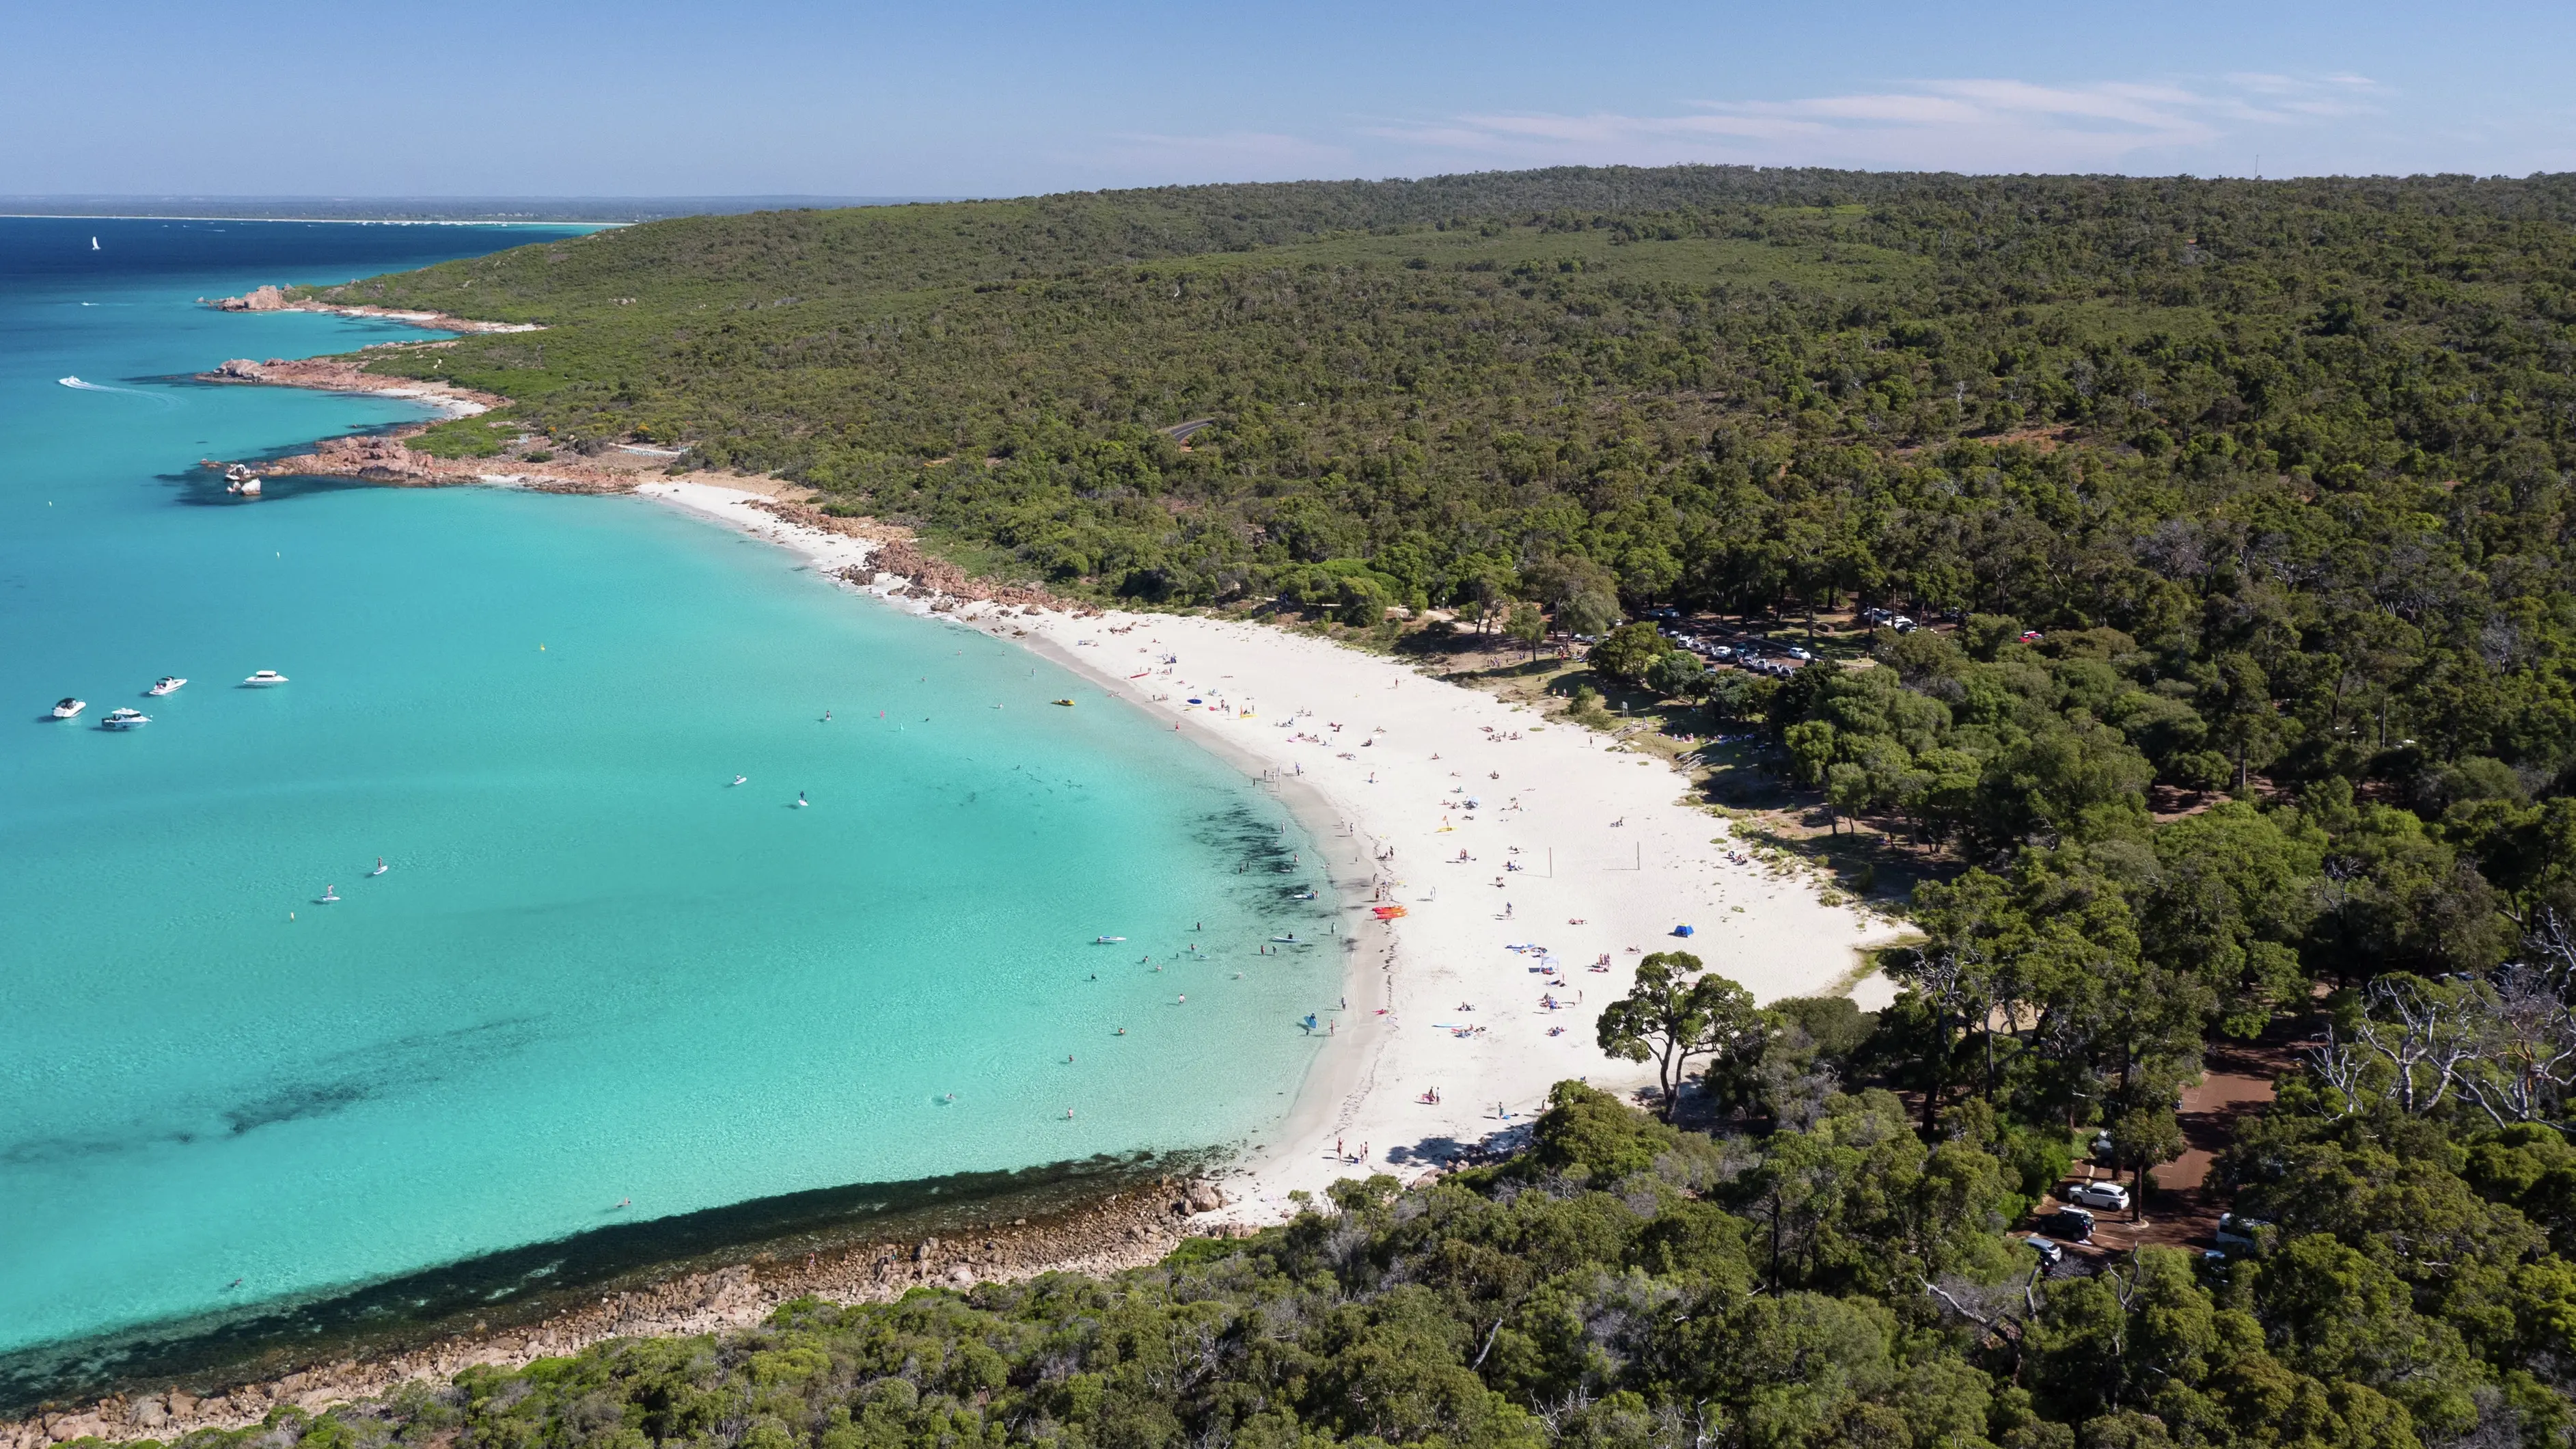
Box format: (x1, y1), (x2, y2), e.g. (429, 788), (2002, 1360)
(211, 285), (288, 312)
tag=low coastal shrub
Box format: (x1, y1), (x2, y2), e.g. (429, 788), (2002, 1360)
(405, 417), (510, 459)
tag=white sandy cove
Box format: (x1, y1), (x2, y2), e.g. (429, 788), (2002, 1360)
(633, 483), (1901, 1223)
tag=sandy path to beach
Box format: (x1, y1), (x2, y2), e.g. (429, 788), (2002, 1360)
(633, 483), (1901, 1221)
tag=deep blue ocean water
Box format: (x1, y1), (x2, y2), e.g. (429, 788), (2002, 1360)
(0, 218), (1330, 1385)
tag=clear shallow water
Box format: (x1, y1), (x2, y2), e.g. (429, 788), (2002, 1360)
(0, 219), (1332, 1369)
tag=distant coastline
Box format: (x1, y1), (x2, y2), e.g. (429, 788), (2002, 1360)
(1, 195), (963, 224)
(1, 215), (631, 227)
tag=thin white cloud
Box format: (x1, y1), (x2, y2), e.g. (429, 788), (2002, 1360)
(1363, 73), (2385, 174)
(1084, 130), (1354, 182)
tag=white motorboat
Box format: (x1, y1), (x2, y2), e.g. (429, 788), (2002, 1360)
(51, 697), (85, 719)
(100, 708), (150, 730)
(148, 676), (187, 696)
(243, 670), (288, 686)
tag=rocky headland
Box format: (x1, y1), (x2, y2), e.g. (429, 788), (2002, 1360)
(204, 286), (540, 334)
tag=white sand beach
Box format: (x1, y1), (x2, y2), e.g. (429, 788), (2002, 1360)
(0, 477), (1917, 1444)
(633, 482), (1903, 1221)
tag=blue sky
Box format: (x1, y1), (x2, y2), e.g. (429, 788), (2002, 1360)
(10, 1), (2575, 196)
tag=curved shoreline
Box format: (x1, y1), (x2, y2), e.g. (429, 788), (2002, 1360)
(624, 483), (1904, 1221)
(14, 337), (1900, 1437)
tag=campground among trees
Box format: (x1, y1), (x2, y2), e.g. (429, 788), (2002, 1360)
(185, 165), (2576, 1447)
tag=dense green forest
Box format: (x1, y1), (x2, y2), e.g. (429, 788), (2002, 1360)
(258, 166), (2576, 1445)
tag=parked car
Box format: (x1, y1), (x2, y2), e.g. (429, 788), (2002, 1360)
(1861, 606), (1893, 625)
(2022, 1234), (2066, 1267)
(2214, 1213), (2273, 1253)
(1785, 646), (1815, 661)
(2090, 1130), (2115, 1163)
(2043, 1206), (2095, 1242)
(2020, 629), (2044, 643)
(1891, 615), (1917, 632)
(2067, 1180), (2130, 1212)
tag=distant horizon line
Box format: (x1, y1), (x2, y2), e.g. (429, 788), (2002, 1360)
(0, 214), (635, 226)
(0, 195), (970, 225)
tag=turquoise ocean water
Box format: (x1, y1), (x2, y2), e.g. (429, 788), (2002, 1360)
(0, 219), (1332, 1394)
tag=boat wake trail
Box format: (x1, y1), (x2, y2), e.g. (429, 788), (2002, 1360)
(57, 376), (174, 406)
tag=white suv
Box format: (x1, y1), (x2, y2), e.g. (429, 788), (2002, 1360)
(2066, 1180), (2130, 1212)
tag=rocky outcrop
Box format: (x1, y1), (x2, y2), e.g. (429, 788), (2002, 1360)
(211, 285), (289, 312)
(205, 288), (538, 334)
(213, 358), (268, 379)
(741, 500), (1070, 612)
